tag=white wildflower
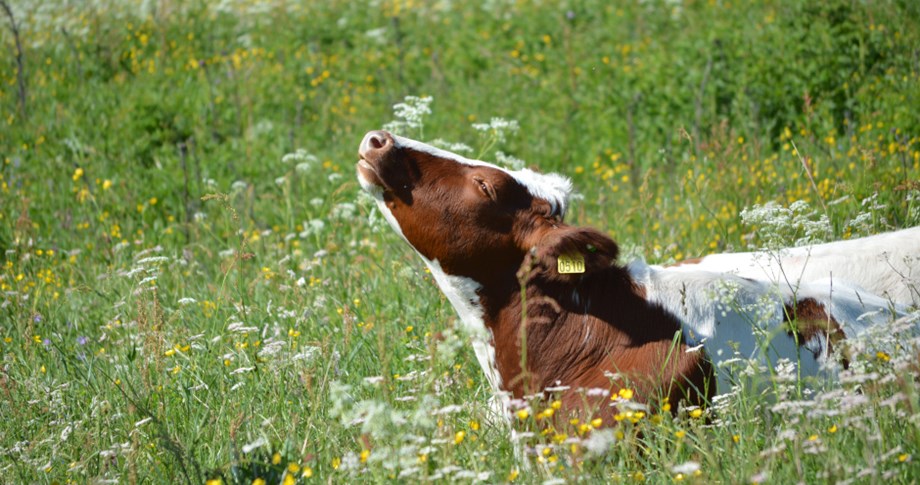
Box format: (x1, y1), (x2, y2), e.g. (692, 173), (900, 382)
(583, 428), (617, 456)
(671, 461), (701, 475)
(383, 95), (433, 136)
(241, 437), (268, 453)
(495, 151), (526, 170)
(429, 139), (474, 153)
(472, 117), (520, 144)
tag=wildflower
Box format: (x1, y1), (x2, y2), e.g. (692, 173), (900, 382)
(674, 430), (686, 439)
(252, 479), (265, 485)
(206, 479), (222, 485)
(102, 179), (112, 190)
(454, 431), (466, 444)
(72, 168), (84, 181)
(331, 457), (341, 470)
(517, 409), (530, 420)
(360, 449), (370, 463)
(689, 408), (703, 419)
(302, 467), (313, 478)
(828, 425), (837, 434)
(272, 452), (282, 465)
(672, 462), (700, 476)
(876, 351), (891, 362)
(470, 420), (480, 431)
(383, 95), (433, 135)
(899, 454), (910, 463)
(591, 418), (603, 428)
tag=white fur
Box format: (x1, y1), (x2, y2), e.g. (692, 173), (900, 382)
(674, 227), (920, 307)
(630, 259), (907, 393)
(391, 135), (573, 217)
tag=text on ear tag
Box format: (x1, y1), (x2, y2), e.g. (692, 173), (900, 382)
(557, 254), (586, 274)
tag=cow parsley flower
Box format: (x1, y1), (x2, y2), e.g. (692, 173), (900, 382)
(472, 117), (519, 144)
(383, 95), (433, 137)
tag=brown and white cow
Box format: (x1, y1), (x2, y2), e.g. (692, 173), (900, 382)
(356, 130), (913, 422)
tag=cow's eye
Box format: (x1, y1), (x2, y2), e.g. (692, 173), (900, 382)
(473, 177), (495, 200)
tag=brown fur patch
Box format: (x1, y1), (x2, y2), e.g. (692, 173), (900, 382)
(784, 298), (848, 367)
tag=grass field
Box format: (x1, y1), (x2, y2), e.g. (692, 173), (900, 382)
(2, 0), (920, 483)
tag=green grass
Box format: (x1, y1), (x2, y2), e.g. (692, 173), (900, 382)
(1, 0), (919, 483)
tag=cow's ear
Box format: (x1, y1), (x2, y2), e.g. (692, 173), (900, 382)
(526, 226), (619, 283)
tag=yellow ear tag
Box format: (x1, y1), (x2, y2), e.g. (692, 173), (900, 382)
(557, 253), (586, 274)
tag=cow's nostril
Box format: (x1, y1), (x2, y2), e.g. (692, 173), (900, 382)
(359, 130), (391, 158)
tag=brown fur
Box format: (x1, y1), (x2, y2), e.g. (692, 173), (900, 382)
(784, 297), (848, 367)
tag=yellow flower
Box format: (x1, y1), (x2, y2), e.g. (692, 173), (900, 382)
(508, 469), (519, 481)
(287, 463), (301, 473)
(331, 457), (341, 470)
(827, 425), (837, 434)
(272, 452), (281, 465)
(301, 467), (313, 478)
(617, 388), (634, 400)
(517, 409), (530, 420)
(875, 351), (891, 362)
(454, 431), (466, 444)
(360, 449), (370, 463)
(469, 420), (480, 431)
(206, 479), (222, 485)
(102, 179), (113, 190)
(689, 408), (703, 419)
(674, 430), (686, 439)
(252, 479), (265, 485)
(282, 475), (295, 485)
(732, 434), (740, 443)
(591, 418), (603, 428)
(72, 167), (84, 181)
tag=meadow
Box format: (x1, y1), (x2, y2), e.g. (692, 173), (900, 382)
(2, 0), (920, 482)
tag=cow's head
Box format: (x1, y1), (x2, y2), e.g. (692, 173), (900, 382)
(357, 130), (617, 285)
